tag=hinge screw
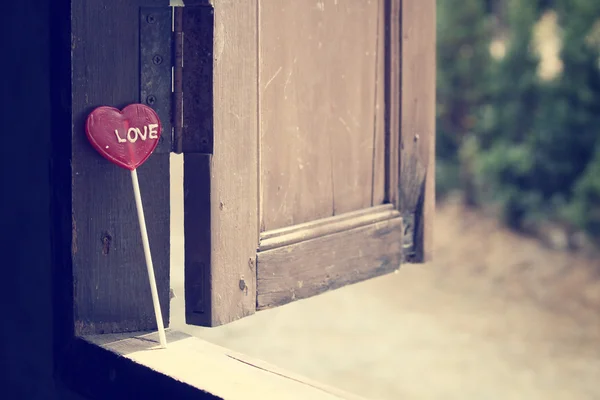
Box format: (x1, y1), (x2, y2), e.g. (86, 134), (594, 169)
(152, 55), (163, 65)
(146, 14), (156, 24)
(146, 95), (157, 105)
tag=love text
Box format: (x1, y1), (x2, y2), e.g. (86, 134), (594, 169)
(113, 124), (159, 143)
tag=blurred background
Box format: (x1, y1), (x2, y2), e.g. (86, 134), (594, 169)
(437, 0), (600, 253)
(171, 0), (600, 398)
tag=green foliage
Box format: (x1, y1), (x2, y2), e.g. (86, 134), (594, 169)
(551, 0), (600, 236)
(474, 0), (544, 227)
(564, 143), (600, 236)
(436, 0), (492, 198)
(436, 0), (600, 241)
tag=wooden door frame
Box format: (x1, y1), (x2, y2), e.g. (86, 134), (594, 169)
(398, 0), (436, 264)
(184, 0), (435, 327)
(33, 0), (434, 397)
(184, 1), (259, 327)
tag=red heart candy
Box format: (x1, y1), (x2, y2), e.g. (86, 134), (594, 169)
(85, 104), (162, 170)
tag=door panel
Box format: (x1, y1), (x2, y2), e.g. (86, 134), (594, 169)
(259, 0), (385, 231)
(184, 0), (437, 325)
(256, 0), (401, 310)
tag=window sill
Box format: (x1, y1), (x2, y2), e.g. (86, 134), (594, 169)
(59, 330), (367, 400)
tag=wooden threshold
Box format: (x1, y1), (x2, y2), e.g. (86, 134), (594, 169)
(83, 330), (368, 400)
(257, 208), (402, 310)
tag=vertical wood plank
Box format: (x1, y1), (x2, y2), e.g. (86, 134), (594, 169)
(372, 0), (386, 206)
(184, 155), (211, 321)
(71, 0), (171, 334)
(181, 3), (214, 324)
(181, 5), (214, 154)
(259, 0), (380, 230)
(400, 0), (436, 262)
(185, 0), (258, 326)
(259, 0), (334, 231)
(327, 0), (380, 217)
(385, 0), (401, 209)
(211, 0), (258, 325)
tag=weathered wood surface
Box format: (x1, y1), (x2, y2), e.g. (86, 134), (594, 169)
(185, 0), (258, 326)
(259, 0), (383, 231)
(181, 5), (214, 154)
(400, 0), (436, 262)
(253, 0), (413, 312)
(384, 0), (401, 209)
(257, 215), (402, 309)
(259, 204), (397, 251)
(71, 0), (170, 335)
(183, 0), (435, 324)
(372, 1), (387, 206)
(86, 330), (368, 400)
(140, 6), (172, 154)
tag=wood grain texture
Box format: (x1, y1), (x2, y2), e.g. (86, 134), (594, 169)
(400, 0), (436, 262)
(372, 0), (386, 206)
(384, 0), (401, 209)
(257, 217), (402, 309)
(71, 0), (170, 335)
(86, 331), (368, 400)
(259, 204), (398, 251)
(181, 5), (214, 154)
(259, 0), (382, 231)
(184, 0), (258, 326)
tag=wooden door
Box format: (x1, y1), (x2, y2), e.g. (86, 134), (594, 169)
(184, 0), (435, 326)
(255, 0), (402, 309)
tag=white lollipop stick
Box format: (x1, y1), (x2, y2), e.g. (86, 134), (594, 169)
(131, 168), (167, 349)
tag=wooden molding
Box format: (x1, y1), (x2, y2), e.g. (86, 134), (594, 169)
(259, 204), (399, 251)
(257, 213), (402, 310)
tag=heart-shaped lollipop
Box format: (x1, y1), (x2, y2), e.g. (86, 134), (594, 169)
(85, 104), (162, 170)
(84, 103), (168, 349)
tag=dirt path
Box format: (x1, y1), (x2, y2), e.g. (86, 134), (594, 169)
(173, 195), (600, 399)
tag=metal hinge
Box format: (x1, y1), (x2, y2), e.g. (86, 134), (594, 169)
(140, 5), (213, 155)
(140, 7), (173, 154)
(171, 5), (214, 155)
